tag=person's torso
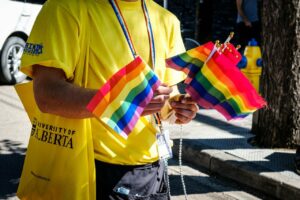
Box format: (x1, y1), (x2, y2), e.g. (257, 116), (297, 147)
(86, 0), (180, 165)
(21, 0), (184, 165)
(237, 0), (259, 23)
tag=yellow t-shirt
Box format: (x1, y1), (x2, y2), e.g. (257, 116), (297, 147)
(21, 0), (186, 165)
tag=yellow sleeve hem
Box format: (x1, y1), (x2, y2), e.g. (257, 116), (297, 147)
(21, 60), (74, 80)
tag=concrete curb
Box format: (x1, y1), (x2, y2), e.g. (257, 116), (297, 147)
(172, 139), (300, 200)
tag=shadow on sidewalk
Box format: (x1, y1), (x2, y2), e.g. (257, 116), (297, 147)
(0, 139), (26, 199)
(186, 138), (252, 150)
(167, 159), (272, 199)
(167, 159), (238, 196)
(172, 138), (297, 174)
(169, 174), (231, 195)
(194, 112), (251, 135)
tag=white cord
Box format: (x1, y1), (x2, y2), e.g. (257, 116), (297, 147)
(179, 125), (188, 200)
(162, 124), (188, 199)
(164, 158), (171, 198)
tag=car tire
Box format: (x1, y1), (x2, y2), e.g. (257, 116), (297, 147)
(183, 38), (200, 50)
(0, 36), (27, 84)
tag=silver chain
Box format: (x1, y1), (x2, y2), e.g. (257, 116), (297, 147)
(164, 158), (171, 198)
(162, 124), (188, 200)
(159, 124), (171, 199)
(179, 125), (188, 200)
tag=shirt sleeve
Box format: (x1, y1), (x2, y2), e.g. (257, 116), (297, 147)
(21, 1), (80, 80)
(167, 17), (186, 58)
(163, 17), (186, 86)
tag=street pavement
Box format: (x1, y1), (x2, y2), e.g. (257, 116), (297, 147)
(167, 158), (268, 200)
(167, 109), (300, 200)
(0, 86), (30, 200)
(1, 85), (300, 199)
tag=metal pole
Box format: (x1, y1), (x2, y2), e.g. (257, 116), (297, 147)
(163, 0), (168, 9)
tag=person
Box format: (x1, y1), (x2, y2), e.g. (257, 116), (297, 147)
(235, 0), (261, 52)
(20, 0), (198, 199)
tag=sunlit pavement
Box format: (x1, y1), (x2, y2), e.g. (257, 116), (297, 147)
(167, 108), (300, 200)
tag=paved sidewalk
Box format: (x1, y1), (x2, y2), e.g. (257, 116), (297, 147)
(167, 109), (300, 200)
(0, 86), (29, 200)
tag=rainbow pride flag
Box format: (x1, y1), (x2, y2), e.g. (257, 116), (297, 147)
(166, 42), (266, 120)
(87, 56), (160, 139)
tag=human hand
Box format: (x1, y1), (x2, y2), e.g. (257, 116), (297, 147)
(170, 95), (198, 124)
(244, 20), (252, 27)
(142, 84), (173, 116)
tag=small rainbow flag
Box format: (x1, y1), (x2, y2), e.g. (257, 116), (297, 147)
(166, 42), (266, 120)
(87, 56), (160, 139)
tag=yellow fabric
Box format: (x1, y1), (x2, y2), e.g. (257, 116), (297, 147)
(15, 82), (96, 200)
(21, 0), (185, 165)
(16, 1), (96, 199)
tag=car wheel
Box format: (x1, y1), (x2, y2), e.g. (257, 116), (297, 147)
(0, 36), (27, 84)
(183, 38), (200, 50)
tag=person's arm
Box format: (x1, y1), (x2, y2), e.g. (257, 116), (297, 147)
(32, 65), (172, 119)
(236, 0), (252, 27)
(32, 65), (97, 118)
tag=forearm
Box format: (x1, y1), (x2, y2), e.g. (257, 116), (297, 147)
(236, 0), (250, 23)
(239, 11), (250, 24)
(33, 65), (97, 119)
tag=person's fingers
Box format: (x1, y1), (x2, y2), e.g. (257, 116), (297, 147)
(169, 94), (197, 105)
(170, 101), (198, 113)
(170, 97), (198, 123)
(145, 102), (165, 111)
(141, 100), (165, 116)
(151, 95), (170, 103)
(173, 108), (197, 119)
(142, 110), (160, 116)
(154, 85), (173, 96)
(142, 105), (163, 116)
(175, 119), (186, 125)
(174, 113), (192, 124)
(175, 119), (183, 124)
(180, 96), (197, 104)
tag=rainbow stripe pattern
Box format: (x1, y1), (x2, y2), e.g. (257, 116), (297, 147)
(166, 42), (266, 120)
(87, 56), (160, 139)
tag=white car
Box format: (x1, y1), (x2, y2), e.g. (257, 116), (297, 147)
(0, 0), (44, 84)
